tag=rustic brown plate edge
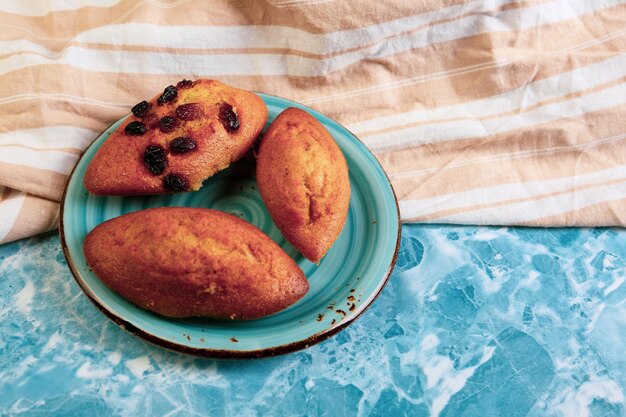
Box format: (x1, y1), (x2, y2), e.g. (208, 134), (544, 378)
(59, 103), (402, 360)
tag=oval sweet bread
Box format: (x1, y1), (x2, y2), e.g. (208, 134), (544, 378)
(256, 107), (350, 263)
(83, 207), (309, 319)
(84, 79), (268, 195)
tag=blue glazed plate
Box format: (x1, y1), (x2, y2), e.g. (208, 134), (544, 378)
(60, 93), (400, 358)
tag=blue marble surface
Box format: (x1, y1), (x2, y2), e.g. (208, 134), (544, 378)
(1, 225), (625, 417)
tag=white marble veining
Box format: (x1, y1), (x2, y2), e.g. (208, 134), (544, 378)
(1, 225), (625, 416)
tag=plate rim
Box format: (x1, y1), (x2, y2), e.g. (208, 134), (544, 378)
(59, 93), (402, 359)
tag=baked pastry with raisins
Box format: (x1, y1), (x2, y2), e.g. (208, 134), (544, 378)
(256, 107), (350, 263)
(84, 80), (268, 195)
(83, 207), (309, 319)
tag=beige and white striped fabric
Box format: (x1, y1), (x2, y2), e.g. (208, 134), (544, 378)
(1, 0), (625, 244)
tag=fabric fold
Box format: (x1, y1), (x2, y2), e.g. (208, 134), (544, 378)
(0, 187), (59, 244)
(1, 0), (625, 244)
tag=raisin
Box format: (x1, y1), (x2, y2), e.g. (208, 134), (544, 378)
(159, 116), (178, 133)
(219, 103), (239, 132)
(170, 137), (197, 154)
(157, 85), (178, 105)
(163, 173), (189, 192)
(177, 79), (194, 89)
(131, 101), (151, 118)
(125, 121), (147, 136)
(143, 145), (167, 175)
(144, 113), (160, 129)
(176, 103), (203, 121)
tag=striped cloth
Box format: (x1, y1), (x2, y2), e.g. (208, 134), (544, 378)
(1, 0), (625, 244)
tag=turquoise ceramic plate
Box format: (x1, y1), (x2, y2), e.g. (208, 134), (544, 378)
(60, 93), (400, 359)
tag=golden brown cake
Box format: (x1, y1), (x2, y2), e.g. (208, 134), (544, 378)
(256, 107), (350, 263)
(83, 207), (309, 319)
(84, 79), (268, 195)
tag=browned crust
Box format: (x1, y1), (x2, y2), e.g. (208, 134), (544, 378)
(82, 207), (308, 320)
(84, 80), (268, 195)
(256, 107), (350, 262)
